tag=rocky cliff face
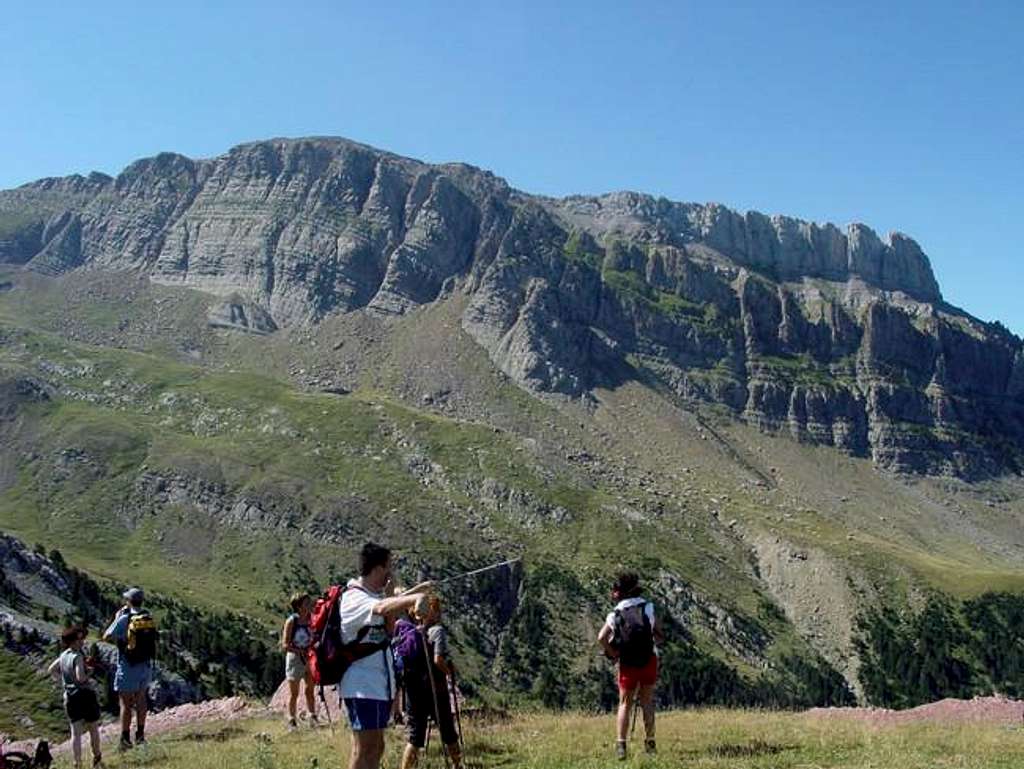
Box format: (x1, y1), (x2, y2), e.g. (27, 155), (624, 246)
(1, 137), (1021, 478)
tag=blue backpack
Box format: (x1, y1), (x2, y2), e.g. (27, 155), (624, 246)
(392, 618), (426, 683)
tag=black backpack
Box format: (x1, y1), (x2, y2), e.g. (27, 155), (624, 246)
(613, 602), (654, 668)
(123, 610), (158, 665)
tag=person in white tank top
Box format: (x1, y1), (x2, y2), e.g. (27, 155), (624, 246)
(281, 591), (319, 730)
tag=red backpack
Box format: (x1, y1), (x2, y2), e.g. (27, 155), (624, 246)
(307, 584), (390, 687)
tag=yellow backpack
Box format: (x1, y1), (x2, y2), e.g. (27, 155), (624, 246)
(124, 611), (158, 664)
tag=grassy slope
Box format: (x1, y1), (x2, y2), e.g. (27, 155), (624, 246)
(0, 323), (756, 649)
(46, 710), (1024, 769)
(0, 648), (65, 740)
(0, 342), (507, 615)
(3, 266), (1024, 711)
(4, 265), (1022, 601)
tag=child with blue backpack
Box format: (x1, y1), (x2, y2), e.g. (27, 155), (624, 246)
(393, 596), (461, 769)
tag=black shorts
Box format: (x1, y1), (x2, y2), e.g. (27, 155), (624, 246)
(403, 681), (457, 748)
(66, 688), (101, 724)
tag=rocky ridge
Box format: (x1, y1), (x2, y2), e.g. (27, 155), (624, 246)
(0, 533), (202, 715)
(1, 137), (1022, 477)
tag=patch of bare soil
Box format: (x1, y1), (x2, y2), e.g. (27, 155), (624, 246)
(268, 679), (342, 722)
(4, 696), (261, 757)
(807, 695), (1024, 727)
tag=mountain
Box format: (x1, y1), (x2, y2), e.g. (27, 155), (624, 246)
(2, 137), (1024, 725)
(1, 137), (1020, 479)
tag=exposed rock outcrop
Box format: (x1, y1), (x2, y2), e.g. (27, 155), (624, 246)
(1, 137), (1020, 478)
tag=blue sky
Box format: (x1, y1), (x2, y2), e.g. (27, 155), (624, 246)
(3, 2), (1022, 333)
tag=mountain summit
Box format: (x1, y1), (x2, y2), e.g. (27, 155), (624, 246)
(1, 136), (1021, 478)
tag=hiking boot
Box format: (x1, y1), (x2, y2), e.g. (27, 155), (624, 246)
(645, 739), (657, 755)
(92, 754), (104, 768)
(118, 736), (133, 752)
(616, 741), (627, 761)
(309, 714), (320, 728)
(135, 732), (146, 747)
(287, 718), (298, 733)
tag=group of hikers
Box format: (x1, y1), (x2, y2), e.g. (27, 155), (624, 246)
(45, 542), (663, 769)
(278, 543), (664, 766)
(45, 587), (156, 768)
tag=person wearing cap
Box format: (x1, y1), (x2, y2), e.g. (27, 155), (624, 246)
(103, 587), (156, 751)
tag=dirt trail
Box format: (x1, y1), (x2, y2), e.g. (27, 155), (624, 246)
(808, 695), (1024, 727)
(4, 683), (335, 757)
(268, 679), (343, 720)
(3, 697), (261, 758)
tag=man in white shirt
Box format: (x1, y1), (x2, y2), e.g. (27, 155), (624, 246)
(597, 572), (664, 761)
(340, 542), (432, 769)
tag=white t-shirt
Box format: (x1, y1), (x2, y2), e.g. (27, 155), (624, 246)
(337, 579), (394, 701)
(604, 597), (658, 654)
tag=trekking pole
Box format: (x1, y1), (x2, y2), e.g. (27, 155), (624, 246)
(449, 669), (477, 769)
(449, 671), (465, 750)
(317, 684), (335, 733)
(424, 721), (432, 769)
(434, 558), (521, 587)
(421, 630), (452, 769)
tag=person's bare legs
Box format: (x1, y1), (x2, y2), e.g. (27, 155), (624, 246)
(349, 729), (385, 769)
(70, 720), (84, 769)
(616, 685), (637, 743)
(303, 673), (317, 719)
(118, 692), (134, 740)
(134, 691), (147, 740)
(400, 743), (419, 769)
(638, 683), (656, 742)
(287, 679), (300, 723)
(87, 721), (102, 765)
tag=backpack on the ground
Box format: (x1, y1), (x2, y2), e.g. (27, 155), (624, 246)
(392, 618), (426, 685)
(32, 742), (51, 769)
(0, 740), (51, 769)
(613, 602), (654, 668)
(124, 611), (158, 665)
(307, 584), (390, 688)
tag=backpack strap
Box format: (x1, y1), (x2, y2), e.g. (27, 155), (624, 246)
(348, 583), (394, 699)
(342, 583), (387, 641)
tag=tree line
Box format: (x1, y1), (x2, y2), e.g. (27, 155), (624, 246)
(855, 591), (1024, 708)
(25, 545), (1024, 712)
(41, 548), (284, 711)
(494, 565), (856, 712)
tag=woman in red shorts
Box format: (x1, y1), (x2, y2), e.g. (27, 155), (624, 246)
(597, 572), (664, 761)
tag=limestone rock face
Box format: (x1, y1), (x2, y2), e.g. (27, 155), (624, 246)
(207, 296), (278, 334)
(1, 136), (1020, 477)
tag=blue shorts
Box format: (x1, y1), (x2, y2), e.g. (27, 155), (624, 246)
(343, 698), (392, 731)
(114, 662), (152, 693)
